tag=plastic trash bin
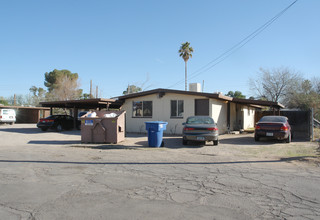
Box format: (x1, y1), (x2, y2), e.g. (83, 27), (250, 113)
(145, 121), (168, 147)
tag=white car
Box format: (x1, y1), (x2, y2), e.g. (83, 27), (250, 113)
(0, 109), (16, 125)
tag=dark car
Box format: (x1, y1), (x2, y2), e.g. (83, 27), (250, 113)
(78, 111), (89, 119)
(37, 115), (79, 132)
(254, 116), (292, 143)
(182, 116), (219, 145)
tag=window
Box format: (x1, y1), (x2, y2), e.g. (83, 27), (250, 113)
(171, 100), (184, 118)
(132, 101), (152, 117)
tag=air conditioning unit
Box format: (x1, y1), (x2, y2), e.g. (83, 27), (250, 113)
(189, 83), (201, 92)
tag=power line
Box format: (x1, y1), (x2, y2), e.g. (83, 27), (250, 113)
(167, 0), (298, 89)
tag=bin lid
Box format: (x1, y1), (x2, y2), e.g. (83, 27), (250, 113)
(145, 121), (168, 124)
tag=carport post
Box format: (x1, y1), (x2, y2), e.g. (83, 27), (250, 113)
(227, 102), (230, 133)
(73, 107), (78, 129)
(50, 107), (53, 115)
(311, 108), (314, 141)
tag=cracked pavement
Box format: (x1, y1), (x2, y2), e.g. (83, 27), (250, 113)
(0, 124), (319, 219)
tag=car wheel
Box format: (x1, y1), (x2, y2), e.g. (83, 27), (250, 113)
(254, 135), (259, 141)
(41, 128), (48, 131)
(213, 140), (218, 146)
(182, 139), (188, 145)
(56, 124), (63, 132)
(286, 133), (291, 143)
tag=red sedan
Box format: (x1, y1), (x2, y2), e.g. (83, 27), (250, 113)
(254, 116), (292, 143)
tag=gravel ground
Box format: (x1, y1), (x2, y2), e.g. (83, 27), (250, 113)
(0, 124), (319, 219)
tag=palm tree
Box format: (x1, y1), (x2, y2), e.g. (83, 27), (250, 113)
(179, 42), (194, 91)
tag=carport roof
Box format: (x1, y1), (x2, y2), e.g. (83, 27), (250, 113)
(232, 98), (285, 109)
(0, 105), (50, 110)
(39, 98), (123, 109)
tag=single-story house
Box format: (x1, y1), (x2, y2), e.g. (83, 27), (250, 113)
(117, 88), (284, 135)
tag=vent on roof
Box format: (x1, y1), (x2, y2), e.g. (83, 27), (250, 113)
(189, 83), (201, 92)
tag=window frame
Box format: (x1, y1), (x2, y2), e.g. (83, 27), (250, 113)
(170, 100), (184, 118)
(132, 101), (153, 118)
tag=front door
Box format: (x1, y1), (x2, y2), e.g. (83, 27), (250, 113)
(195, 99), (209, 116)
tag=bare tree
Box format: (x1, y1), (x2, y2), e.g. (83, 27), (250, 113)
(286, 79), (320, 120)
(249, 67), (302, 103)
(49, 75), (82, 101)
(312, 77), (320, 94)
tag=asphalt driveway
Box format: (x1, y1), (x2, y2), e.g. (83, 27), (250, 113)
(0, 124), (319, 219)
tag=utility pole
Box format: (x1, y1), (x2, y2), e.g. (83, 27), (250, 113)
(90, 80), (93, 99)
(96, 86), (98, 98)
(14, 94), (16, 106)
(202, 80), (204, 92)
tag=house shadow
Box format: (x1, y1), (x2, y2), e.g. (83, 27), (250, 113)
(219, 136), (276, 145)
(28, 140), (81, 145)
(219, 135), (302, 145)
(133, 137), (208, 149)
(69, 137), (204, 150)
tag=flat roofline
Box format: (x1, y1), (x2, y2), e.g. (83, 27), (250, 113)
(116, 88), (233, 101)
(0, 106), (50, 110)
(39, 98), (122, 109)
(115, 88), (284, 109)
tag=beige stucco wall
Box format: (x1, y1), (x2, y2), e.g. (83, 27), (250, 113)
(122, 93), (227, 135)
(226, 103), (256, 131)
(210, 99), (228, 133)
(242, 106), (255, 129)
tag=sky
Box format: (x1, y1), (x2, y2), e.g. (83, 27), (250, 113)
(0, 0), (319, 100)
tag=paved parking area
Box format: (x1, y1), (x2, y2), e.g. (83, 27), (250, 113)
(0, 124), (319, 219)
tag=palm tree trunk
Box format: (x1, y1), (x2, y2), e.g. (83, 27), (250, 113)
(185, 61), (187, 91)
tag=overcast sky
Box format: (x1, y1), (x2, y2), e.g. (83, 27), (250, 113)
(0, 0), (319, 99)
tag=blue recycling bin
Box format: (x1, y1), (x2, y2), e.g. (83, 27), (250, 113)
(145, 121), (168, 147)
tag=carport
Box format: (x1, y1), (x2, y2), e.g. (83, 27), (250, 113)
(231, 98), (285, 112)
(39, 98), (124, 129)
(228, 98), (285, 131)
(0, 106), (50, 123)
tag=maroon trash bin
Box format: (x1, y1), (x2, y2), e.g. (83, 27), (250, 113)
(81, 110), (126, 144)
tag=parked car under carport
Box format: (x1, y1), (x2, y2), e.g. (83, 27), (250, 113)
(37, 115), (80, 132)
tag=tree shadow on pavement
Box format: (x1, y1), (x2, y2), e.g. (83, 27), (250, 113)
(1, 127), (80, 136)
(1, 127), (43, 134)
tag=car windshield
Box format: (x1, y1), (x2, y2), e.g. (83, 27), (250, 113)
(259, 116), (287, 123)
(46, 115), (56, 119)
(45, 115), (65, 119)
(78, 112), (88, 117)
(187, 117), (214, 124)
